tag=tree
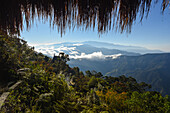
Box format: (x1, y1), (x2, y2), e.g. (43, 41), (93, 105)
(95, 72), (103, 78)
(88, 76), (98, 88)
(44, 56), (49, 62)
(96, 89), (127, 112)
(85, 70), (92, 77)
(126, 91), (170, 112)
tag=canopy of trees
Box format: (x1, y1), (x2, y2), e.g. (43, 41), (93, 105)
(0, 0), (169, 36)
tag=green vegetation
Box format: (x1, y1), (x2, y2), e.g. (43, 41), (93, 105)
(0, 33), (170, 112)
(69, 53), (170, 96)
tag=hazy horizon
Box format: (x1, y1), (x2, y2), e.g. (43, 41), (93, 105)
(28, 40), (168, 53)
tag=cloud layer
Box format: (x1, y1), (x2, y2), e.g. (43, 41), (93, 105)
(34, 43), (122, 60)
(69, 52), (121, 60)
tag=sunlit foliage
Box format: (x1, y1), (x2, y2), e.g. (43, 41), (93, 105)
(96, 89), (127, 112)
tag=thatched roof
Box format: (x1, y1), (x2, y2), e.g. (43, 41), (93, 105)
(0, 0), (168, 36)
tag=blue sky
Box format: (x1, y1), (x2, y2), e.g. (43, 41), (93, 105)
(21, 1), (170, 52)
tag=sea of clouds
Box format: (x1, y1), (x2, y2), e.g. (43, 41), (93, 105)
(34, 43), (122, 60)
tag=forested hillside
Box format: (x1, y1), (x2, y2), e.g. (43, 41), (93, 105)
(0, 33), (170, 112)
(106, 54), (170, 95)
(69, 54), (170, 96)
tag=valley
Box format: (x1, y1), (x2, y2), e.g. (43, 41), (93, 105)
(34, 41), (170, 96)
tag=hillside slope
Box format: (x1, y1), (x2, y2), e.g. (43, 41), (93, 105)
(0, 33), (169, 112)
(68, 53), (170, 95)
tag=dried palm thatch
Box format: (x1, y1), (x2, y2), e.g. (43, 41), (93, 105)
(0, 0), (168, 36)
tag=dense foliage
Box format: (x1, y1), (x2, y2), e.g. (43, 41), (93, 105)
(0, 33), (170, 112)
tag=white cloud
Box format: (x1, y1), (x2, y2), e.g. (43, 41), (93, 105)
(72, 43), (83, 46)
(35, 47), (59, 57)
(34, 45), (77, 57)
(56, 46), (76, 52)
(34, 44), (122, 60)
(105, 54), (122, 59)
(69, 52), (121, 60)
(70, 51), (79, 55)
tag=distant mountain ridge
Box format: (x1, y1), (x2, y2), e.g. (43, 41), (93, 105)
(82, 41), (163, 54)
(34, 41), (163, 59)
